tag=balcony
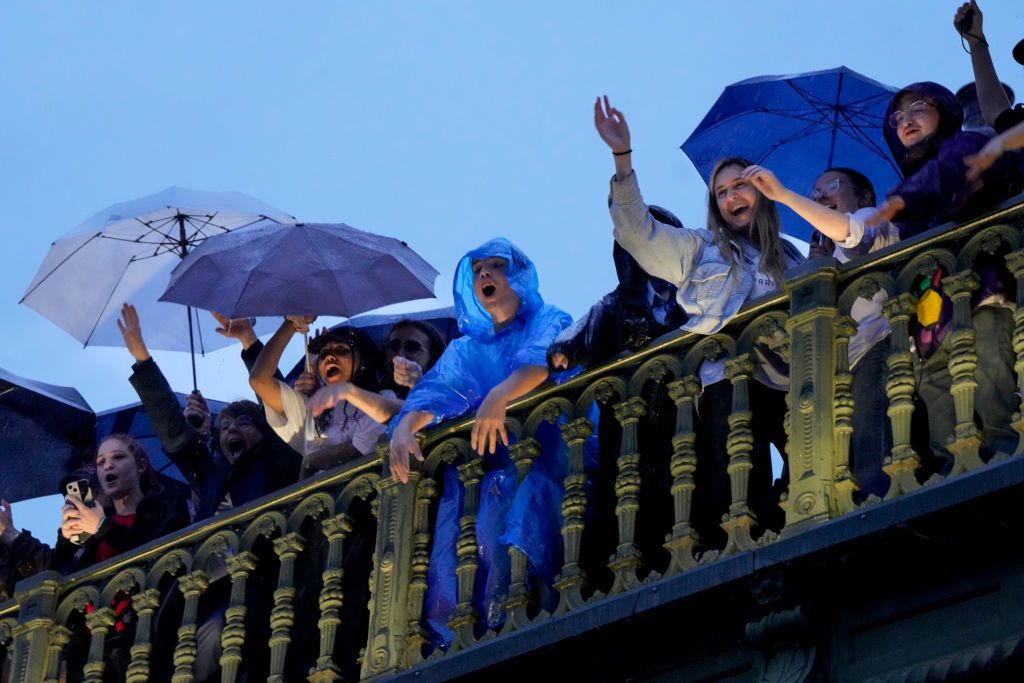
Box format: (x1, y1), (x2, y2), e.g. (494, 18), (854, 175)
(4, 196), (1024, 682)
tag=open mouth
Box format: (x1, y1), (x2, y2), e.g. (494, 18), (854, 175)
(324, 365), (343, 380)
(729, 204), (750, 218)
(481, 284), (496, 297)
(103, 473), (119, 488)
(227, 437), (245, 457)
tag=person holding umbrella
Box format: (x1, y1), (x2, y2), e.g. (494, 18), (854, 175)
(249, 318), (396, 478)
(594, 95), (805, 542)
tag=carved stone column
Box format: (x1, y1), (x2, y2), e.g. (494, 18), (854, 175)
(402, 477), (440, 668)
(447, 459), (485, 651)
(554, 417), (593, 614)
(219, 552), (257, 683)
(267, 532), (305, 683)
(745, 568), (820, 682)
(41, 625), (71, 683)
(832, 316), (860, 514)
(882, 294), (923, 497)
(782, 267), (839, 532)
(1005, 249), (1024, 455)
(361, 448), (420, 680)
(942, 271), (985, 474)
(721, 354), (760, 554)
(10, 570), (63, 683)
(663, 376), (701, 574)
(172, 570), (210, 683)
(308, 514), (353, 683)
(125, 588), (161, 683)
(502, 437), (541, 633)
(82, 607), (117, 683)
(608, 396), (647, 594)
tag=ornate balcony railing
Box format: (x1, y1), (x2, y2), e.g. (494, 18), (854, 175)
(3, 195), (1024, 682)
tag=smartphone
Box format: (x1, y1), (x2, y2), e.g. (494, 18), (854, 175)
(63, 478), (95, 545)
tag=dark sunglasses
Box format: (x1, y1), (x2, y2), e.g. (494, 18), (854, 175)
(387, 339), (425, 355)
(218, 414), (256, 430)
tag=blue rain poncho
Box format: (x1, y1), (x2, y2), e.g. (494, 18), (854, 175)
(392, 238), (572, 648)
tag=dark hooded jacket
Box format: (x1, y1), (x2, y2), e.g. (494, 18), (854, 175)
(882, 81), (1022, 238)
(547, 206), (687, 370)
(128, 358), (301, 521)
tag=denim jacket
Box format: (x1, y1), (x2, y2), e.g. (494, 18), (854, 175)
(610, 171), (804, 334)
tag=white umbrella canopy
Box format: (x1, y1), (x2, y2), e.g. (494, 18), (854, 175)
(20, 187), (294, 383)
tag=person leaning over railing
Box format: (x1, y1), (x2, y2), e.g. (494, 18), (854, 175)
(744, 164), (899, 499)
(386, 237), (572, 648)
(594, 95), (805, 542)
(868, 81), (1024, 465)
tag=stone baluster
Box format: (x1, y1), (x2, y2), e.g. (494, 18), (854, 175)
(664, 376), (701, 574)
(832, 316), (860, 514)
(502, 437), (541, 633)
(308, 514), (353, 682)
(10, 570), (63, 683)
(882, 294), (923, 497)
(403, 477), (440, 667)
(721, 355), (759, 554)
(608, 397), (647, 594)
(172, 570), (210, 683)
(219, 552), (258, 683)
(447, 459), (485, 652)
(82, 607), (117, 683)
(1005, 249), (1024, 455)
(942, 271), (985, 474)
(41, 625), (71, 683)
(554, 417), (594, 614)
(125, 588), (161, 683)
(267, 533), (305, 683)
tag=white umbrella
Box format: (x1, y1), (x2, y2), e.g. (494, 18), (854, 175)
(21, 187), (294, 388)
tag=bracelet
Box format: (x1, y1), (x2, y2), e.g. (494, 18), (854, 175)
(613, 149), (633, 156)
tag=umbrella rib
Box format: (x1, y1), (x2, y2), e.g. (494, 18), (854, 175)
(19, 232), (103, 302)
(827, 70), (844, 168)
(82, 256), (134, 347)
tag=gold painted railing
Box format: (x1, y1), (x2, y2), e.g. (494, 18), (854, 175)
(2, 196), (1023, 682)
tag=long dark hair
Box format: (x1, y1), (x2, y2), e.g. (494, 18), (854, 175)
(706, 156), (788, 284)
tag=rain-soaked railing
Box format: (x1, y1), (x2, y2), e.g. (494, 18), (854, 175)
(3, 196), (1024, 681)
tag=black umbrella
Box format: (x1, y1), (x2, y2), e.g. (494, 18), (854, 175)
(0, 367), (96, 502)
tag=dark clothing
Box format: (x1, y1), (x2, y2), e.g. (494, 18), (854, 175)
(882, 81), (1022, 238)
(850, 340), (892, 500)
(994, 104), (1024, 134)
(128, 357), (301, 521)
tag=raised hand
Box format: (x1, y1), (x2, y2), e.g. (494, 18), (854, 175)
(741, 165), (788, 201)
(865, 196), (906, 228)
(60, 496), (104, 540)
(548, 351), (570, 371)
(954, 1), (984, 43)
(392, 356), (423, 389)
(183, 391), (211, 435)
(294, 371), (319, 397)
(594, 95), (631, 154)
(116, 303), (151, 362)
(284, 315), (317, 335)
(211, 311), (258, 349)
(965, 135), (1004, 181)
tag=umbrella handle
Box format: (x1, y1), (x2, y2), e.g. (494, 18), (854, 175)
(304, 331), (311, 375)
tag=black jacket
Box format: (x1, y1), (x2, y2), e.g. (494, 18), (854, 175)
(128, 357), (301, 521)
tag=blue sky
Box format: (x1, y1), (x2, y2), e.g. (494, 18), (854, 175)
(2, 1), (1023, 533)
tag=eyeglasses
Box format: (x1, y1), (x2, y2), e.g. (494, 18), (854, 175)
(888, 100), (935, 129)
(387, 339), (425, 355)
(218, 414), (256, 430)
(809, 177), (851, 201)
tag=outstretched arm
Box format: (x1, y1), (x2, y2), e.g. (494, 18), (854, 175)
(965, 119), (1024, 180)
(470, 364), (549, 456)
(307, 383), (405, 424)
(742, 165), (854, 242)
(595, 95), (633, 180)
(954, 1), (1010, 127)
(250, 318), (309, 415)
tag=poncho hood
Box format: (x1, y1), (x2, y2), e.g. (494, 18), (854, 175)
(454, 238), (544, 340)
(883, 81), (964, 175)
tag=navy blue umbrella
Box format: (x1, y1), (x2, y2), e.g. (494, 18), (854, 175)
(0, 367), (96, 502)
(682, 66), (900, 241)
(96, 393), (229, 485)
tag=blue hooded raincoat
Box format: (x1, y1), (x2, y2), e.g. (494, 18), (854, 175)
(392, 238), (572, 648)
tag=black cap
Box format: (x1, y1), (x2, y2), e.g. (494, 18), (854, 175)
(1014, 38), (1024, 66)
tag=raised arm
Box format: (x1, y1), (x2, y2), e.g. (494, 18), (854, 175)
(249, 317), (309, 415)
(743, 165), (854, 241)
(595, 95), (633, 180)
(954, 1), (1011, 127)
(965, 119), (1024, 180)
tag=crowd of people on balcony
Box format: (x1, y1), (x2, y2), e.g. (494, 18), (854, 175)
(0, 0), (1023, 675)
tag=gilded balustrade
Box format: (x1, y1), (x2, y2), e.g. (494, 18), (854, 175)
(1, 197), (1022, 682)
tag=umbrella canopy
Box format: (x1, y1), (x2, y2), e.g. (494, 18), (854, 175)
(96, 392), (230, 485)
(682, 66), (900, 241)
(282, 306), (460, 384)
(0, 367), (95, 502)
(160, 222), (440, 318)
(21, 187), (294, 385)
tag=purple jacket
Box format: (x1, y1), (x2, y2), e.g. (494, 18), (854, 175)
(882, 81), (1021, 238)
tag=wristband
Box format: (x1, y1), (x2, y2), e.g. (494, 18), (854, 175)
(613, 149), (633, 156)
